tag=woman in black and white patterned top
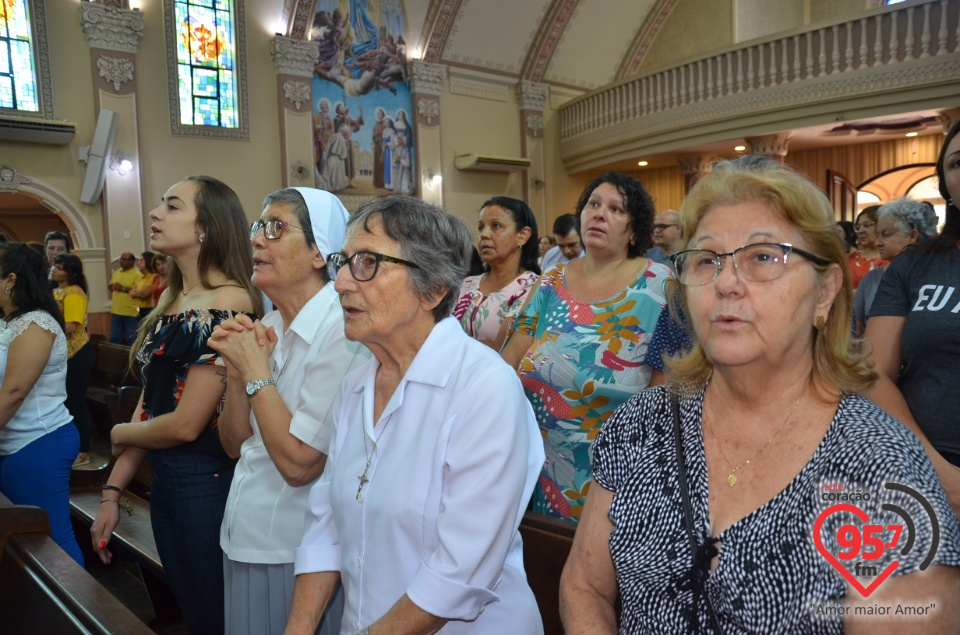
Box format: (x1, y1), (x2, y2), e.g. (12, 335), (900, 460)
(560, 158), (960, 633)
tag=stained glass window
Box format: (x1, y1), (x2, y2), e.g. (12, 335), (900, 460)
(0, 0), (39, 112)
(175, 0), (238, 128)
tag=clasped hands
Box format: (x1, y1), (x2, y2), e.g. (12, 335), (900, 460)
(207, 314), (279, 382)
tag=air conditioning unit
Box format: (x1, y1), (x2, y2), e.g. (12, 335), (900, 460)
(454, 154), (531, 172)
(0, 115), (76, 145)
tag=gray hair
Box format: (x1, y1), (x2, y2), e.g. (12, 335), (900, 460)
(348, 196), (472, 322)
(262, 189), (328, 283)
(877, 198), (939, 241)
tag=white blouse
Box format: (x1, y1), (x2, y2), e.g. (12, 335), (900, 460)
(296, 317), (545, 634)
(220, 285), (370, 564)
(0, 310), (71, 455)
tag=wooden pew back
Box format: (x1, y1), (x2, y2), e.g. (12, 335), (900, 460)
(519, 511), (578, 635)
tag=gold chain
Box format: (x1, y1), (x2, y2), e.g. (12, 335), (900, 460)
(706, 380), (808, 487)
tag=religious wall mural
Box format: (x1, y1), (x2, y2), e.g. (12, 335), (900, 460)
(311, 0), (414, 196)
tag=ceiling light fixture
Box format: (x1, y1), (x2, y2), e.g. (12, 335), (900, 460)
(637, 161), (648, 167)
(905, 132), (918, 137)
(734, 145), (746, 152)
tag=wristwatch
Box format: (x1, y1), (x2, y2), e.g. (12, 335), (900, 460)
(245, 378), (276, 398)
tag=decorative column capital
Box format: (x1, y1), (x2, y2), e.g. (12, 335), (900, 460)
(676, 153), (716, 192)
(409, 61), (447, 95)
(938, 108), (960, 135)
(80, 4), (144, 54)
(517, 80), (549, 112)
(271, 36), (320, 78)
(744, 132), (793, 158)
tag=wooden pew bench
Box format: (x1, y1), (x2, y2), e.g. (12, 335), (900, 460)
(87, 341), (141, 438)
(69, 481), (178, 623)
(519, 511), (578, 635)
(0, 492), (152, 634)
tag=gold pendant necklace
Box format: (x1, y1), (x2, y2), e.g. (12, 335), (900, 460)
(706, 380), (808, 487)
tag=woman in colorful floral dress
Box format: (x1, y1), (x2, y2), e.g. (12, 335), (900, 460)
(91, 176), (263, 634)
(502, 173), (670, 521)
(454, 196), (540, 351)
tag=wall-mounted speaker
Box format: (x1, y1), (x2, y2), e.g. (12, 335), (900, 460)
(79, 109), (119, 204)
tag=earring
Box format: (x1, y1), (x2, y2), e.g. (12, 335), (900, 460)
(815, 315), (825, 330)
(3, 288), (9, 295)
(199, 233), (206, 244)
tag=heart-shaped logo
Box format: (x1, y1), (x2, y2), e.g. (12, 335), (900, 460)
(813, 504), (899, 597)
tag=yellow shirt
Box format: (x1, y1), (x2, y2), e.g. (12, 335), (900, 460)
(109, 267), (143, 317)
(53, 285), (90, 359)
(134, 273), (157, 309)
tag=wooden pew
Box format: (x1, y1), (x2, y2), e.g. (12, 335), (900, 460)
(87, 341), (141, 438)
(519, 511), (578, 635)
(0, 492), (152, 634)
(70, 480), (178, 623)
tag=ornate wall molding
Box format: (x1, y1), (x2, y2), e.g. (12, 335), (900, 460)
(517, 80), (549, 112)
(449, 77), (508, 102)
(271, 36), (320, 77)
(419, 0), (463, 64)
(417, 97), (441, 126)
(525, 113), (545, 139)
(0, 165), (32, 191)
(97, 55), (135, 92)
(282, 80), (311, 111)
(409, 61), (447, 96)
(520, 0), (580, 83)
(80, 4), (144, 54)
(615, 0), (678, 80)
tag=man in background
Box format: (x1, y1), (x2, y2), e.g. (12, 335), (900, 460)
(541, 213), (583, 271)
(645, 209), (682, 267)
(108, 252), (142, 345)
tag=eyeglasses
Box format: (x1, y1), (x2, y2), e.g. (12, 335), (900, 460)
(327, 250), (420, 282)
(250, 219), (304, 240)
(854, 221), (875, 231)
(671, 242), (831, 286)
(652, 223), (679, 232)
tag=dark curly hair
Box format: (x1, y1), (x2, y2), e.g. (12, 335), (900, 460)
(479, 196), (541, 275)
(0, 243), (64, 330)
(53, 253), (88, 294)
(574, 171), (655, 258)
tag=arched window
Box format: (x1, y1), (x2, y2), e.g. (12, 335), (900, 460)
(165, 0), (248, 139)
(0, 0), (53, 117)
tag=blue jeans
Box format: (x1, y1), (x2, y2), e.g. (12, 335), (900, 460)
(149, 449), (235, 635)
(0, 424), (83, 565)
(109, 313), (139, 345)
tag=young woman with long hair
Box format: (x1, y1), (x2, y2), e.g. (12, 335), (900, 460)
(91, 176), (263, 634)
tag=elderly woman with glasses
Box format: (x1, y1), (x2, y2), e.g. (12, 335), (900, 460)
(560, 159), (960, 633)
(287, 197), (544, 635)
(852, 199), (939, 335)
(209, 188), (369, 635)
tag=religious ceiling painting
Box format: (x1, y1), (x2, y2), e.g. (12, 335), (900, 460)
(311, 0), (414, 196)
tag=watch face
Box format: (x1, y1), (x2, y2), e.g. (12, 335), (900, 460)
(246, 381), (258, 396)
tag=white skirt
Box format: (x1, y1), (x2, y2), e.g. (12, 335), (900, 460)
(223, 557), (343, 635)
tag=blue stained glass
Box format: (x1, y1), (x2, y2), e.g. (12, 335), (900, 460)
(1, 0), (39, 112)
(174, 0), (239, 129)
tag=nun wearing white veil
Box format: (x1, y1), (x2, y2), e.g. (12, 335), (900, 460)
(211, 187), (370, 634)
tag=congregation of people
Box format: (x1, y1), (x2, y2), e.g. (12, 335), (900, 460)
(1, 125), (959, 634)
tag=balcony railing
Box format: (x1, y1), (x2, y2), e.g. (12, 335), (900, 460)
(559, 0), (960, 171)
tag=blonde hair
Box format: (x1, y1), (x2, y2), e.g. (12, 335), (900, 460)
(664, 158), (876, 393)
(129, 176), (264, 366)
